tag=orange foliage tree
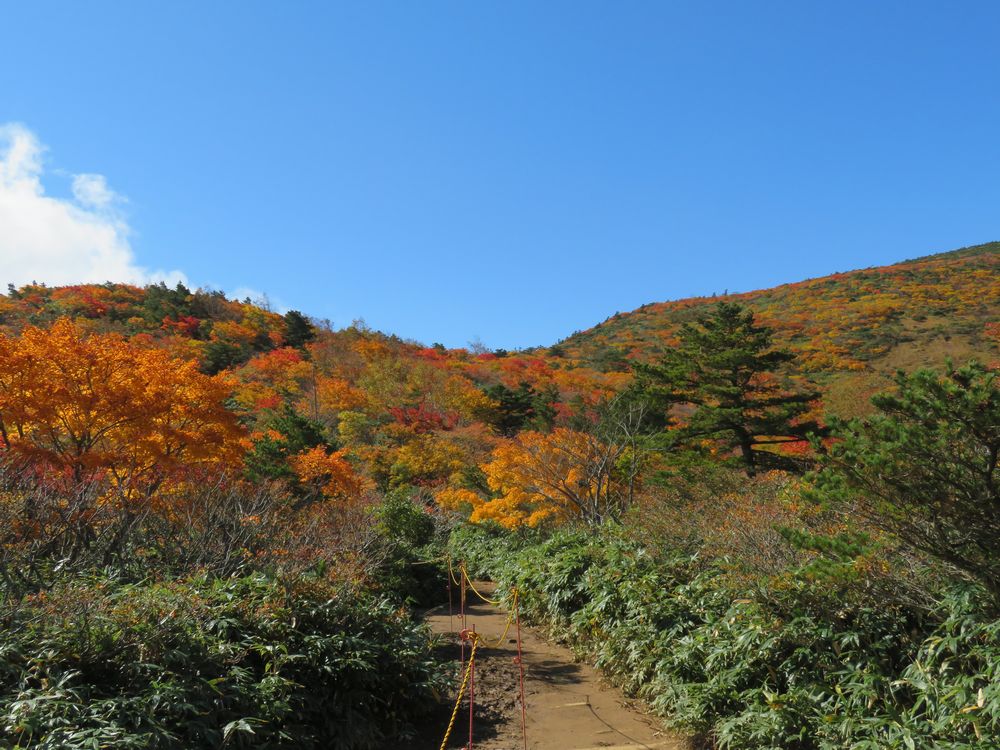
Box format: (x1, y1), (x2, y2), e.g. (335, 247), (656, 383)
(446, 427), (637, 528)
(0, 319), (243, 491)
(234, 346), (313, 411)
(291, 445), (368, 501)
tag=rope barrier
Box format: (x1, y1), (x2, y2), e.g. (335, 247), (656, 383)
(482, 608), (514, 647)
(438, 630), (480, 750)
(477, 589), (517, 647)
(454, 562), (516, 646)
(448, 557), (463, 587)
(459, 564), (504, 606)
(438, 559), (529, 750)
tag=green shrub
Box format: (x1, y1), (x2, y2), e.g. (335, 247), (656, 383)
(370, 490), (448, 606)
(0, 574), (446, 749)
(449, 524), (1000, 749)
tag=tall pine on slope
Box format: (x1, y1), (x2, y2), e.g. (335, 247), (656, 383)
(634, 302), (819, 475)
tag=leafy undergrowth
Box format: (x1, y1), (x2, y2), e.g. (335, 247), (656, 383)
(450, 524), (1000, 749)
(0, 574), (447, 749)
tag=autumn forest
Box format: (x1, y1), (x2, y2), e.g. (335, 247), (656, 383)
(0, 242), (998, 749)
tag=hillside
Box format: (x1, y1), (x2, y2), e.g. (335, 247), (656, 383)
(555, 241), (999, 415)
(1, 242), (996, 438)
(0, 244), (998, 749)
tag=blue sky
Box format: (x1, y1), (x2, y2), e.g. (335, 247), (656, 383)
(1, 2), (997, 348)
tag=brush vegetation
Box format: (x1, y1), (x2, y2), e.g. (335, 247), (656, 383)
(0, 243), (996, 748)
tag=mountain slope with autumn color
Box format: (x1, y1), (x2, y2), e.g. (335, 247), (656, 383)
(0, 241), (998, 750)
(552, 241), (999, 415)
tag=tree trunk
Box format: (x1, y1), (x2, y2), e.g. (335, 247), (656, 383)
(737, 429), (756, 477)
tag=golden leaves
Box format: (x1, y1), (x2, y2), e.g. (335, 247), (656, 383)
(440, 428), (625, 528)
(291, 445), (368, 501)
(0, 319), (243, 489)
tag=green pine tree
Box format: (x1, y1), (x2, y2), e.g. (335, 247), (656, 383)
(244, 406), (330, 484)
(634, 302), (819, 475)
(283, 310), (317, 349)
(811, 360), (1000, 601)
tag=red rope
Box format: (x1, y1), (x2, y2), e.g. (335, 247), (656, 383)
(514, 591), (528, 750)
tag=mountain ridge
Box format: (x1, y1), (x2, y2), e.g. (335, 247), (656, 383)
(557, 242), (997, 368)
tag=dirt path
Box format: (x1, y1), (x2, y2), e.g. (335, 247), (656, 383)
(421, 583), (691, 750)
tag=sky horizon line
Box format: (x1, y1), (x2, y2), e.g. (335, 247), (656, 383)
(5, 234), (993, 352)
(3, 4), (999, 348)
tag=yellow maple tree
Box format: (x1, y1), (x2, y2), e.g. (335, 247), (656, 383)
(456, 427), (636, 528)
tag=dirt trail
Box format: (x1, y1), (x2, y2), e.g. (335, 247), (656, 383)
(421, 583), (691, 750)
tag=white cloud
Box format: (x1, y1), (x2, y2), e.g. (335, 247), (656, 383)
(0, 123), (186, 289)
(71, 173), (118, 209)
